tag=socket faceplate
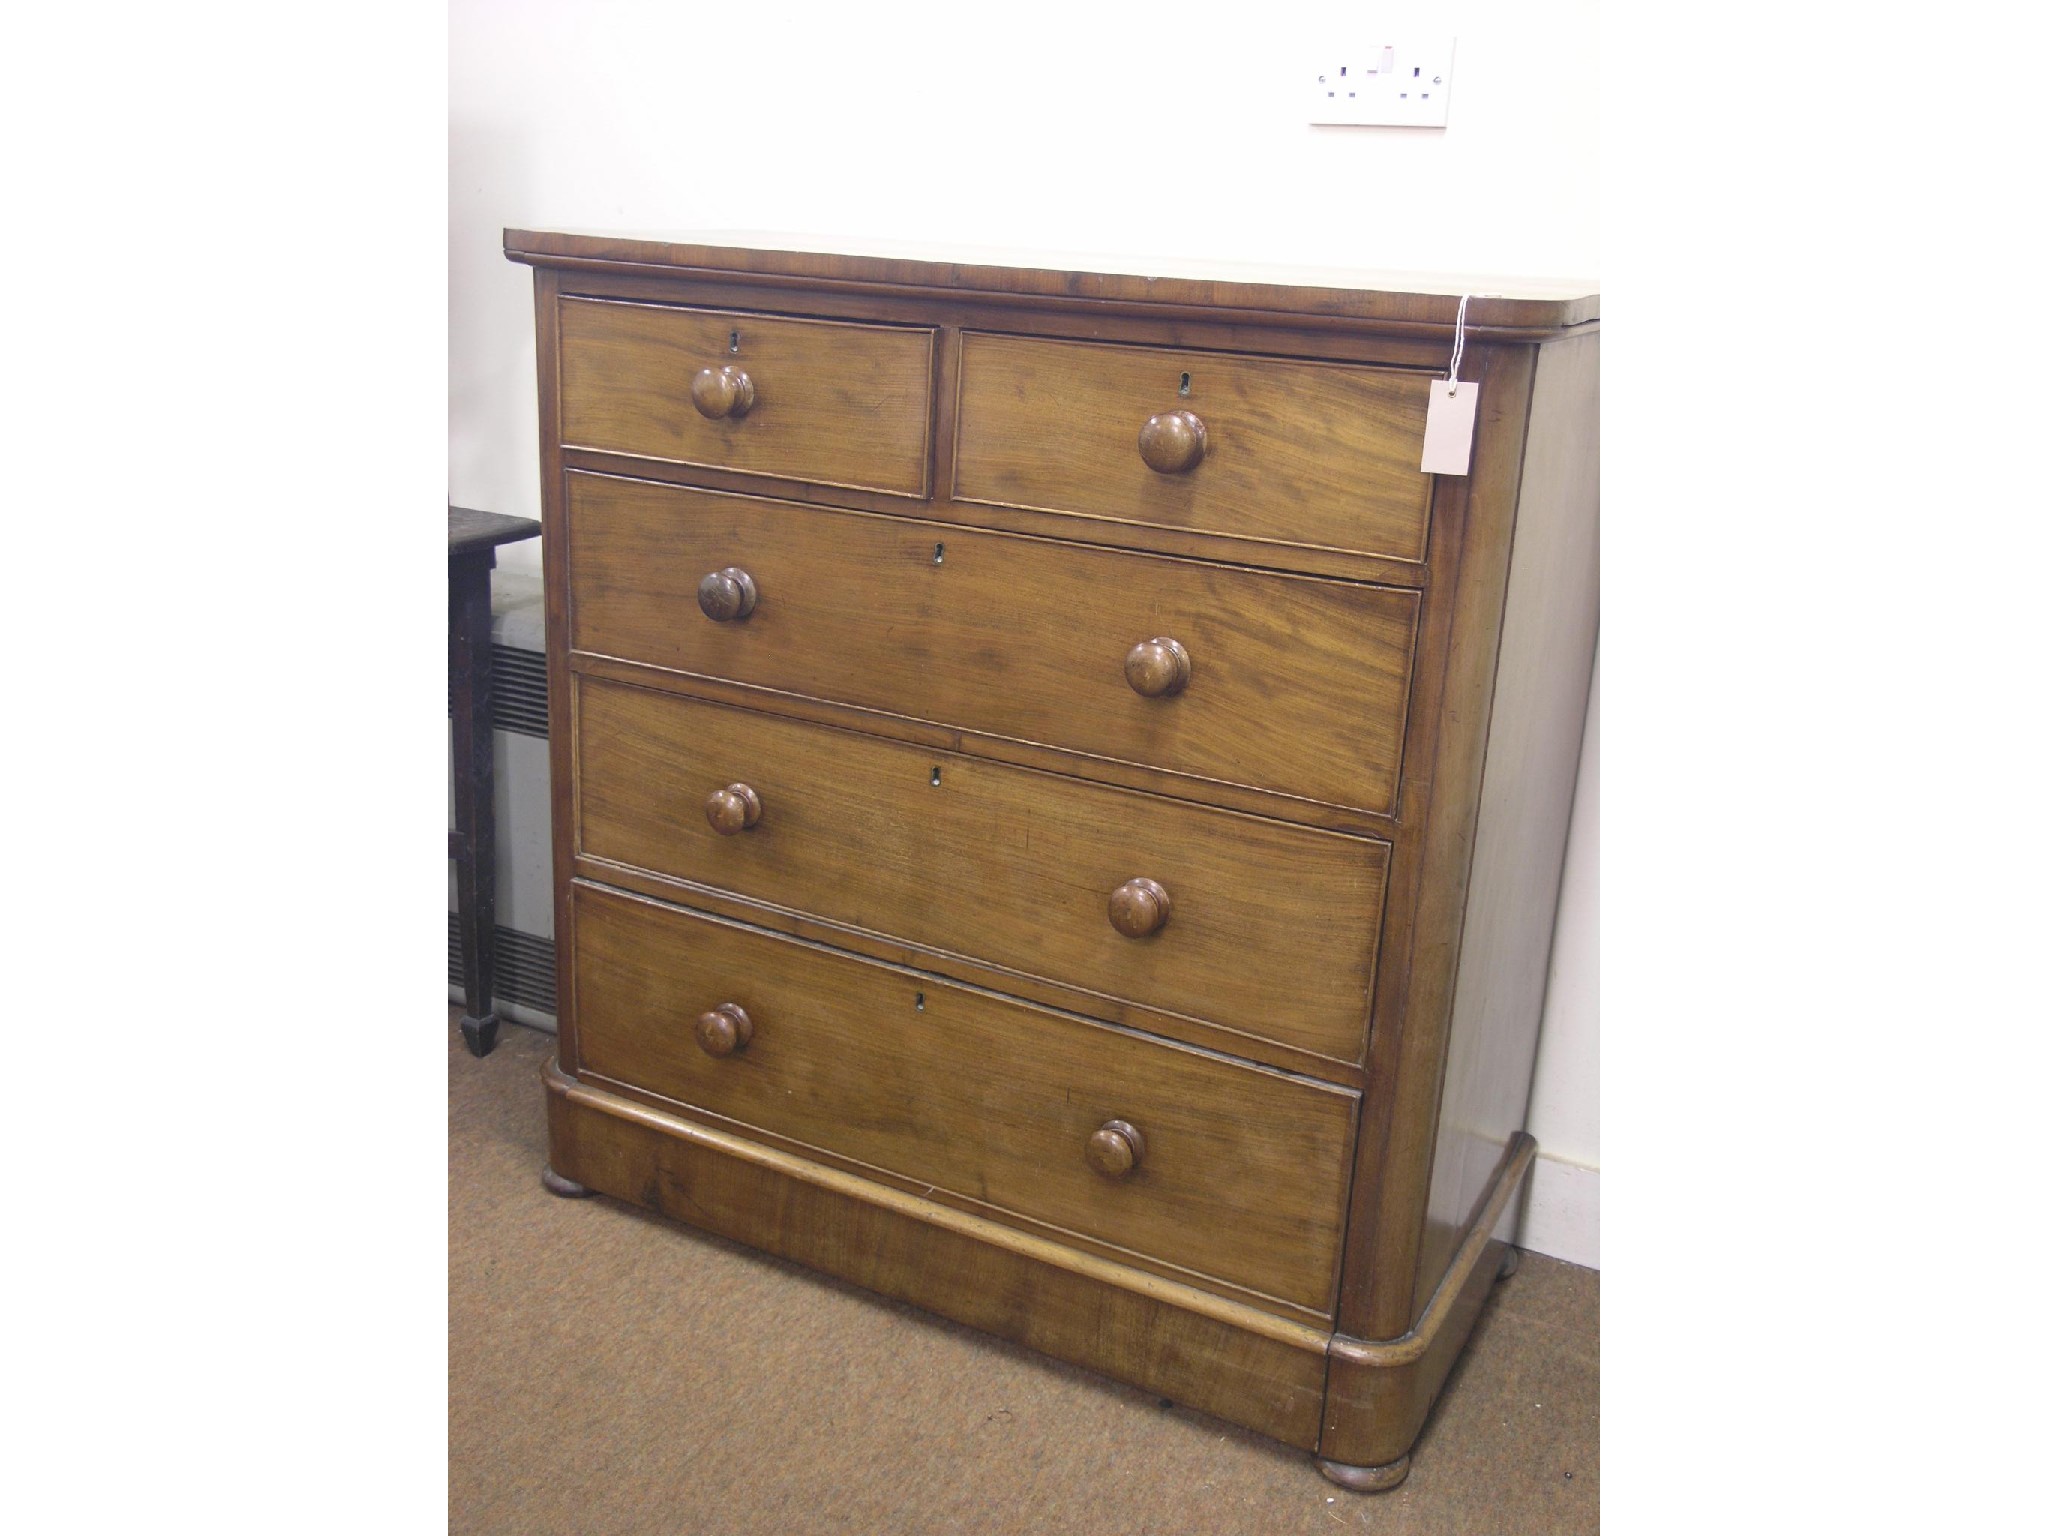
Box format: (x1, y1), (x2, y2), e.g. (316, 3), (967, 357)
(1311, 39), (1456, 128)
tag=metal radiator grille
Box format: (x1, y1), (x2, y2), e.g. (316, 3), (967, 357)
(446, 644), (549, 738)
(447, 914), (558, 1016)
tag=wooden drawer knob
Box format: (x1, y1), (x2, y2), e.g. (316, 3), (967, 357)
(690, 364), (756, 420)
(695, 1002), (754, 1057)
(697, 566), (758, 622)
(1124, 636), (1190, 697)
(1086, 1119), (1147, 1179)
(1138, 409), (1206, 474)
(705, 783), (762, 835)
(1108, 877), (1172, 938)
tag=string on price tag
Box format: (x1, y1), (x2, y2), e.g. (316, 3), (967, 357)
(1420, 293), (1479, 475)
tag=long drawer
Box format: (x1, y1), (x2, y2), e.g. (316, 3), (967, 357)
(570, 881), (1357, 1316)
(952, 332), (1435, 563)
(575, 678), (1390, 1067)
(565, 471), (1419, 815)
(557, 298), (936, 496)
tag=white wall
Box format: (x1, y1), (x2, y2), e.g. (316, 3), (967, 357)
(1523, 648), (1599, 1264)
(449, 0), (1600, 1263)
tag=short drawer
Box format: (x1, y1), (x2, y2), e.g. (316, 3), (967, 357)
(571, 881), (1357, 1316)
(952, 332), (1435, 563)
(575, 679), (1390, 1067)
(557, 297), (935, 496)
(566, 472), (1418, 816)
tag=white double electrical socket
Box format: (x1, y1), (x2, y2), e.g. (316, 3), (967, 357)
(1310, 39), (1456, 128)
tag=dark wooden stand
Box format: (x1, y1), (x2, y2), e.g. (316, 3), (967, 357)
(450, 506), (542, 1056)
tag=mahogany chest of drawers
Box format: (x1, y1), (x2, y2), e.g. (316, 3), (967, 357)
(507, 229), (1598, 1490)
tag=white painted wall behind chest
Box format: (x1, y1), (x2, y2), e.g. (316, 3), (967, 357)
(449, 0), (1600, 1265)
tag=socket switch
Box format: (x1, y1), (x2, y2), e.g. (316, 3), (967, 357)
(1311, 39), (1456, 128)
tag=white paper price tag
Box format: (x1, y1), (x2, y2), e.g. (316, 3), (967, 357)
(1420, 379), (1479, 475)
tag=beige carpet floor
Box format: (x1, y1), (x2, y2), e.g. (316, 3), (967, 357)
(451, 1012), (1598, 1533)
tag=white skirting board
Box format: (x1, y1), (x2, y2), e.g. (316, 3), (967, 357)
(1514, 1152), (1600, 1269)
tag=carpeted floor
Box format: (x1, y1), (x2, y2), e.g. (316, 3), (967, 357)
(450, 1012), (1598, 1534)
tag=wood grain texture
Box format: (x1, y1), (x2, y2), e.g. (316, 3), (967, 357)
(692, 1002), (754, 1057)
(508, 227), (1601, 334)
(1105, 878), (1172, 940)
(695, 566), (758, 622)
(557, 297), (935, 496)
(565, 472), (1420, 816)
(1085, 1120), (1147, 1178)
(449, 540), (503, 1054)
(1336, 342), (1542, 1341)
(573, 677), (1390, 1068)
(570, 881), (1357, 1316)
(954, 332), (1433, 563)
(688, 363), (755, 419)
(448, 504), (541, 554)
(1414, 331), (1599, 1302)
(549, 265), (1484, 377)
(702, 781), (762, 834)
(570, 650), (1402, 839)
(512, 233), (1600, 1481)
(572, 851), (1368, 1086)
(1136, 408), (1207, 474)
(1123, 636), (1192, 698)
(560, 444), (1433, 590)
(537, 264), (1465, 584)
(543, 1061), (1334, 1448)
(1321, 1135), (1533, 1469)
(532, 267), (585, 1076)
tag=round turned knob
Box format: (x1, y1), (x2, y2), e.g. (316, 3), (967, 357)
(1123, 636), (1191, 697)
(690, 364), (756, 420)
(1137, 409), (1207, 474)
(694, 1003), (754, 1057)
(704, 783), (762, 835)
(1086, 1119), (1147, 1179)
(697, 566), (758, 622)
(1108, 877), (1172, 938)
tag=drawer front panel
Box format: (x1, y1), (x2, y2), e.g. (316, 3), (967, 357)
(952, 332), (1434, 562)
(576, 679), (1390, 1066)
(572, 881), (1356, 1314)
(566, 473), (1419, 815)
(557, 297), (935, 496)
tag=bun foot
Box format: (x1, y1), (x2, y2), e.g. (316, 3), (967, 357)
(1498, 1245), (1522, 1279)
(460, 1013), (500, 1057)
(541, 1166), (595, 1198)
(1317, 1454), (1411, 1493)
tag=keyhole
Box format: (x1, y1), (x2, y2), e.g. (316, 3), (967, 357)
(932, 542), (945, 565)
(930, 766), (942, 786)
(1178, 372), (1192, 397)
(914, 992), (926, 1011)
(728, 329), (741, 354)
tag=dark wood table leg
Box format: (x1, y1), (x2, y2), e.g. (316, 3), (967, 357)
(451, 547), (501, 1057)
